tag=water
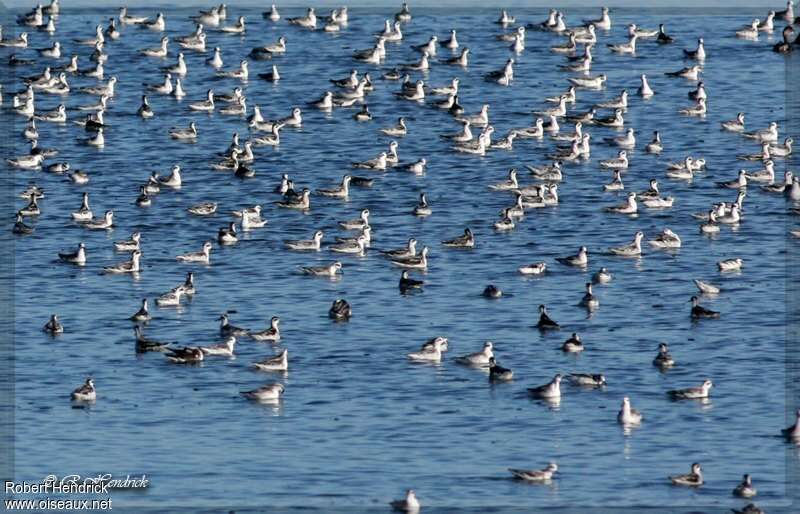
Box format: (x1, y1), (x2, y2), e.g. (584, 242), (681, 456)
(1, 4), (798, 512)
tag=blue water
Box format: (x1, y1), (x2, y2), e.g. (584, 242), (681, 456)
(2, 4), (798, 512)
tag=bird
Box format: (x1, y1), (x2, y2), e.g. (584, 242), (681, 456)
(609, 232), (644, 257)
(301, 261), (343, 277)
(568, 374), (606, 387)
(253, 349), (288, 372)
(669, 463), (703, 487)
(399, 270), (424, 292)
(489, 357), (513, 381)
(653, 343), (675, 369)
(284, 231), (324, 252)
(781, 409), (800, 440)
(617, 397), (642, 425)
(58, 242), (87, 265)
(407, 337), (446, 362)
(43, 314), (64, 334)
(733, 474), (757, 498)
(70, 378), (96, 401)
(578, 283), (599, 310)
(390, 489), (420, 512)
(592, 268), (612, 284)
(690, 296), (720, 319)
(718, 258), (744, 272)
(731, 504), (765, 514)
(249, 317), (281, 342)
(557, 246), (588, 267)
(329, 299), (351, 320)
(200, 336), (236, 357)
(130, 299), (151, 322)
(536, 305), (560, 330)
(103, 250), (141, 274)
(668, 379), (713, 400)
(528, 374), (562, 399)
(241, 383), (285, 401)
(561, 333), (584, 353)
(508, 463), (558, 482)
(134, 326), (171, 353)
(165, 347), (204, 364)
(455, 342), (494, 366)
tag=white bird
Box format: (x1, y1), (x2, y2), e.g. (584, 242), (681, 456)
(254, 349), (288, 371)
(609, 231), (644, 256)
(240, 383), (285, 401)
(617, 396), (642, 424)
(455, 342), (494, 366)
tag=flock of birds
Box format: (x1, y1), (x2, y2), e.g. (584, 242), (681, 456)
(3, 1), (800, 511)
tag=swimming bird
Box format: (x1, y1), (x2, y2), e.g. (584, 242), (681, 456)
(407, 337), (446, 362)
(249, 317), (281, 342)
(391, 247), (429, 270)
(85, 210), (114, 230)
(381, 117), (408, 137)
(649, 228), (681, 248)
(253, 349), (288, 372)
(70, 192), (93, 222)
(285, 231), (324, 251)
(483, 285), (503, 299)
(114, 232), (141, 252)
(670, 463), (703, 487)
(130, 299), (151, 323)
(488, 357), (513, 381)
(669, 379), (713, 400)
(403, 158), (427, 174)
(694, 279), (720, 295)
(508, 463), (558, 482)
(456, 341), (494, 366)
(782, 409), (800, 440)
(609, 231), (644, 257)
(330, 235), (368, 255)
(652, 343), (675, 369)
(317, 175), (352, 199)
(618, 396), (642, 424)
(58, 242), (86, 265)
(557, 246), (588, 267)
(166, 346), (205, 364)
(200, 336), (236, 357)
(666, 65), (701, 80)
(569, 373), (606, 387)
(718, 258), (743, 272)
(605, 192), (637, 214)
(176, 241), (213, 264)
(657, 23), (674, 43)
(134, 326), (171, 353)
(329, 299), (351, 321)
(70, 378), (96, 401)
(733, 474), (757, 498)
(528, 374), (562, 399)
(277, 189), (311, 210)
(103, 250), (141, 274)
(301, 261), (343, 277)
(399, 270), (424, 292)
(690, 296), (720, 319)
(217, 222), (238, 245)
(43, 314), (63, 334)
(774, 25), (795, 53)
(608, 33), (637, 54)
(442, 228), (474, 248)
(390, 489), (419, 512)
(412, 193), (432, 217)
(744, 121), (779, 142)
(241, 383), (286, 401)
(562, 333), (584, 352)
(383, 239), (417, 260)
